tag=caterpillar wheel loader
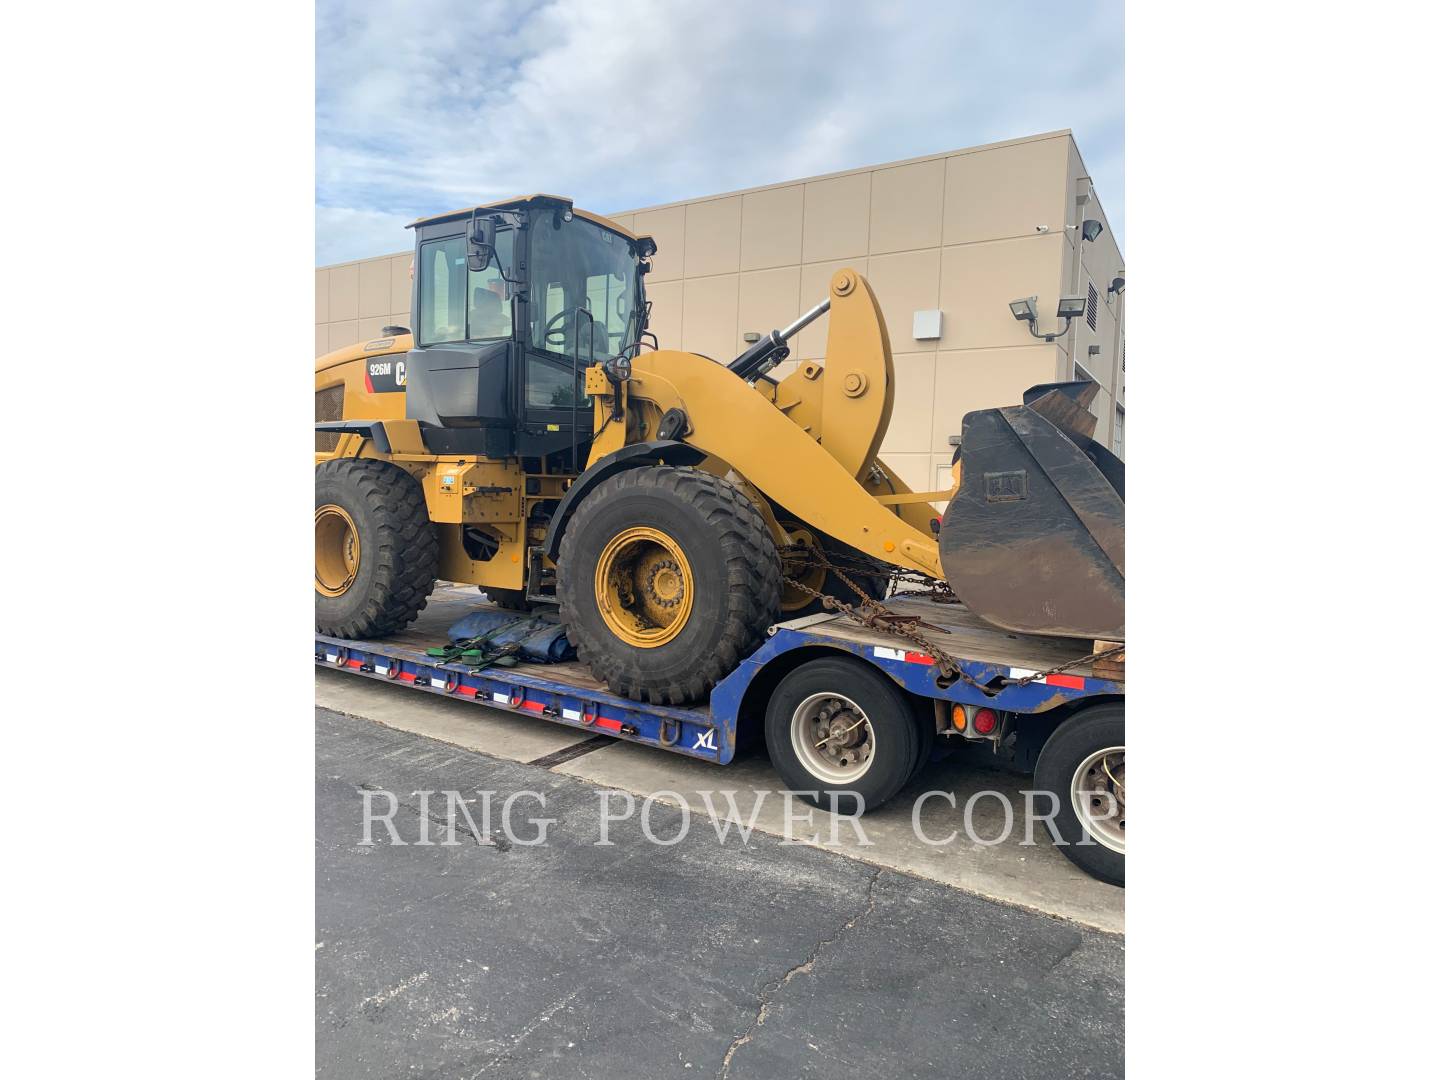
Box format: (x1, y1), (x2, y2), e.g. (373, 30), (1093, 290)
(315, 195), (1124, 705)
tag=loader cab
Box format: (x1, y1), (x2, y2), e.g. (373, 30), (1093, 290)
(403, 196), (651, 466)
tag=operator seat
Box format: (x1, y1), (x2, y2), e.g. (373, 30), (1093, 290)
(470, 286), (511, 340)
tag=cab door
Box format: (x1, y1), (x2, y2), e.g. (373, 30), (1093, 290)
(517, 272), (598, 465)
(517, 220), (640, 465)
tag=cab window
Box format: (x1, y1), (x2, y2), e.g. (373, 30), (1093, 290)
(466, 231), (515, 341)
(417, 232), (515, 346)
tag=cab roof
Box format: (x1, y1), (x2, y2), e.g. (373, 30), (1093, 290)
(408, 194), (649, 246)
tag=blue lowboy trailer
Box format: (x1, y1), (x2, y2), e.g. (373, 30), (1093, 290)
(316, 585), (1125, 885)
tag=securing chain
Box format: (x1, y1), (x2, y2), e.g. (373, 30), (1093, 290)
(1004, 645), (1125, 687)
(780, 543), (1122, 692)
(780, 545), (986, 689)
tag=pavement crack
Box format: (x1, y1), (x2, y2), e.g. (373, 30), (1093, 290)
(468, 989), (579, 1077)
(1045, 933), (1084, 974)
(717, 868), (882, 1078)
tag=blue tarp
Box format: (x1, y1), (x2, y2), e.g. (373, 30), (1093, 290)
(446, 606), (576, 663)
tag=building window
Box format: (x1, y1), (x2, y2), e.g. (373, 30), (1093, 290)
(1114, 404), (1125, 458)
(1087, 282), (1099, 331)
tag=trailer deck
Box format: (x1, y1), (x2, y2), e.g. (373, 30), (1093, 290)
(316, 584), (1122, 768)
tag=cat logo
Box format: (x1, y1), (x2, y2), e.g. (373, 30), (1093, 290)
(394, 360), (407, 387)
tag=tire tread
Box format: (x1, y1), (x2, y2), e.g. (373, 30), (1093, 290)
(315, 458), (438, 639)
(557, 466), (781, 704)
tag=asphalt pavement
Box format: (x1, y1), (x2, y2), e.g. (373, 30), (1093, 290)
(317, 707), (1124, 1078)
(315, 670), (1126, 932)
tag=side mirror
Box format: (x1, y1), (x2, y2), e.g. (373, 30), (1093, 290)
(469, 213), (496, 271)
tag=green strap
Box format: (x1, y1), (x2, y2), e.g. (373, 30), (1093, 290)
(426, 615), (544, 672)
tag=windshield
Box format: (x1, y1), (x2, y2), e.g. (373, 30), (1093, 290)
(528, 216), (641, 363)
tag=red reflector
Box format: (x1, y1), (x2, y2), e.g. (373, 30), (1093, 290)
(973, 708), (998, 735)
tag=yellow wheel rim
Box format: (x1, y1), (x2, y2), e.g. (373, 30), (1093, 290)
(315, 504), (361, 597)
(780, 527), (828, 612)
(594, 526), (694, 648)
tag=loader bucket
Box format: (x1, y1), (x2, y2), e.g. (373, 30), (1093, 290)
(938, 381), (1125, 641)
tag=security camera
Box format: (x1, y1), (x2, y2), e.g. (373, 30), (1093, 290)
(1035, 224), (1050, 233)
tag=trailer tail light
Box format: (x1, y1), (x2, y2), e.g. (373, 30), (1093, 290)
(951, 705), (966, 731)
(973, 708), (998, 735)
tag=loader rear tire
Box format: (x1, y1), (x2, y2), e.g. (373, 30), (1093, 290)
(315, 459), (438, 639)
(557, 466), (782, 705)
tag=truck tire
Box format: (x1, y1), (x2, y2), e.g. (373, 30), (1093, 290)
(909, 696), (937, 783)
(1034, 704), (1125, 886)
(557, 466), (781, 705)
(764, 656), (920, 815)
(315, 459), (438, 639)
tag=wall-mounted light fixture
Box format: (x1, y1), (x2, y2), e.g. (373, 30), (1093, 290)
(1081, 219), (1105, 242)
(742, 331), (762, 343)
(1107, 274), (1125, 296)
(1010, 295), (1087, 343)
(912, 309), (943, 340)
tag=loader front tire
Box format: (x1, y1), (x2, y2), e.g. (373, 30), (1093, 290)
(315, 459), (438, 639)
(557, 466), (782, 705)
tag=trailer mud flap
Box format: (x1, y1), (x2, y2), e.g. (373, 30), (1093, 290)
(939, 382), (1125, 640)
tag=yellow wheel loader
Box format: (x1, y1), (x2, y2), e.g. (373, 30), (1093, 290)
(315, 195), (1124, 704)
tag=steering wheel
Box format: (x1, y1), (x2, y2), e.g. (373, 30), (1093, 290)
(544, 309), (572, 347)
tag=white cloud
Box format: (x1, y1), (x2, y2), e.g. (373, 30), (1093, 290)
(314, 205), (412, 266)
(317, 0), (1123, 264)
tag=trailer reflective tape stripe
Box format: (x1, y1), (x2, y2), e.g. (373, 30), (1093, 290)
(1008, 667), (1087, 689)
(491, 692), (511, 704)
(398, 671), (417, 682)
(457, 684), (478, 697)
(561, 708), (583, 722)
(373, 662), (388, 676)
(325, 652), (339, 664)
(519, 700), (546, 714)
(593, 715), (623, 733)
(872, 646), (934, 665)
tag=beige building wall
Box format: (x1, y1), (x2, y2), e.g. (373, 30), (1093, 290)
(316, 130), (1125, 481)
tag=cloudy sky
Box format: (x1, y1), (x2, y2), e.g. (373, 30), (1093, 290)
(316, 0), (1123, 265)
